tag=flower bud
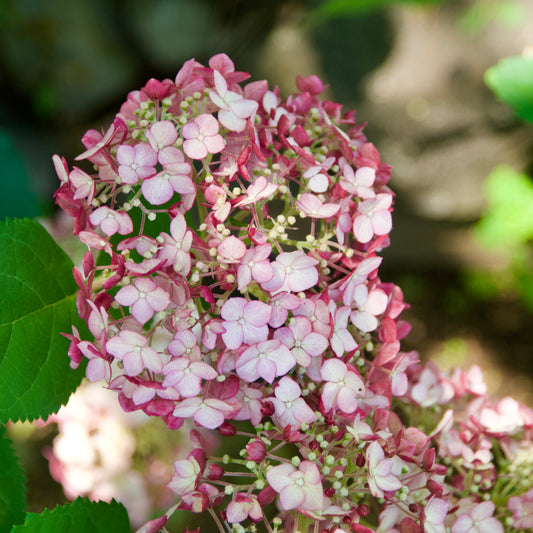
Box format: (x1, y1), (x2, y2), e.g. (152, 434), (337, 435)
(246, 439), (266, 462)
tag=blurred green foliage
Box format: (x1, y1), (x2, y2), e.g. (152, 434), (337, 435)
(0, 130), (39, 220)
(485, 55), (533, 125)
(467, 57), (533, 311)
(310, 0), (446, 20)
(458, 0), (524, 34)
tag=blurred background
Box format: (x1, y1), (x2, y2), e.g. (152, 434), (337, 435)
(2, 0), (533, 527)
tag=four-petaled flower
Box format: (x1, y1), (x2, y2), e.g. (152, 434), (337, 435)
(106, 330), (164, 376)
(271, 376), (317, 428)
(114, 278), (170, 324)
(236, 339), (295, 383)
(182, 114), (225, 159)
(220, 298), (271, 349)
(266, 461), (324, 511)
(366, 441), (402, 498)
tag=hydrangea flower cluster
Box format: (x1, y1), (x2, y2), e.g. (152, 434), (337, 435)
(54, 54), (533, 532)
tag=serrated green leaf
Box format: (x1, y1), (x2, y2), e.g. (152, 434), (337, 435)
(0, 426), (27, 533)
(0, 219), (86, 423)
(10, 498), (130, 533)
(485, 54), (533, 125)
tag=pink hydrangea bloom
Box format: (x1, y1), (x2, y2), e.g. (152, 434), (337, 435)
(353, 193), (393, 244)
(237, 243), (274, 290)
(451, 501), (503, 533)
(157, 212), (193, 276)
(89, 207), (133, 237)
(236, 339), (295, 383)
(274, 316), (328, 367)
(209, 70), (258, 131)
(297, 193), (341, 219)
(261, 251), (319, 294)
(168, 456), (202, 496)
(266, 461), (323, 511)
(114, 278), (170, 324)
(340, 165), (376, 199)
(226, 494), (262, 524)
(182, 114), (225, 159)
(106, 330), (164, 376)
(234, 176), (279, 207)
(422, 497), (449, 533)
(508, 488), (533, 529)
(172, 397), (234, 429)
(141, 149), (194, 205)
(271, 376), (317, 428)
(350, 285), (389, 333)
(320, 359), (365, 413)
(366, 441), (402, 498)
(162, 357), (218, 398)
(220, 298), (271, 349)
(145, 120), (178, 153)
(69, 167), (95, 202)
(117, 144), (157, 185)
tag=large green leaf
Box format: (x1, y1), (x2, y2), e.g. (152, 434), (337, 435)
(10, 498), (130, 533)
(485, 54), (533, 125)
(0, 426), (26, 533)
(0, 219), (86, 423)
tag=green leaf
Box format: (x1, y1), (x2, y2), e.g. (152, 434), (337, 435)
(10, 498), (130, 533)
(474, 166), (533, 249)
(0, 219), (86, 423)
(485, 54), (533, 125)
(0, 426), (27, 533)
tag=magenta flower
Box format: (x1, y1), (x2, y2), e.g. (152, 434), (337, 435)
(106, 330), (164, 376)
(271, 376), (317, 428)
(353, 193), (393, 244)
(236, 339), (295, 383)
(266, 460), (323, 511)
(220, 298), (271, 349)
(452, 501), (503, 533)
(89, 206), (133, 237)
(320, 359), (365, 414)
(114, 278), (170, 324)
(117, 144), (157, 185)
(261, 251), (319, 294)
(366, 441), (402, 498)
(182, 114), (225, 159)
